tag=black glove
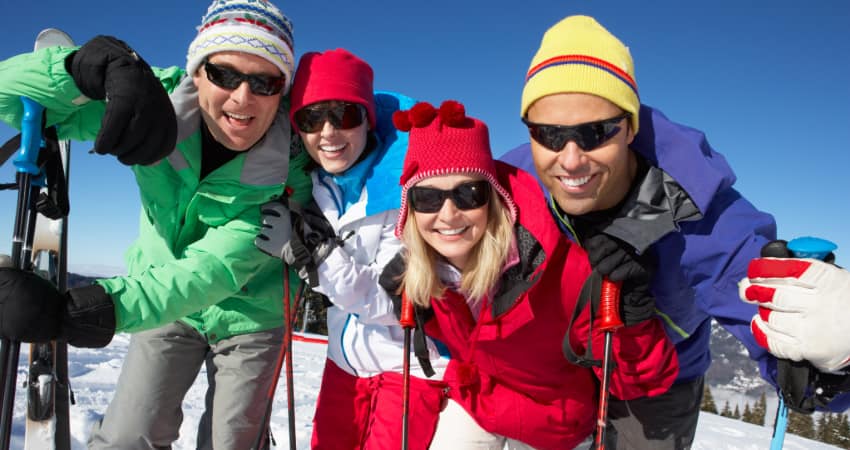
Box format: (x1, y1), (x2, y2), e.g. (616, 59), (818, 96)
(0, 268), (116, 348)
(379, 252), (406, 318)
(256, 199), (340, 287)
(65, 35), (177, 166)
(583, 233), (656, 326)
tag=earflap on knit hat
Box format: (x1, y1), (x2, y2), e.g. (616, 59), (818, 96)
(187, 0), (295, 92)
(521, 15), (640, 133)
(392, 100), (518, 237)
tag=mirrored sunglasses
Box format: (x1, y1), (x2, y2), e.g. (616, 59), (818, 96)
(408, 180), (491, 214)
(293, 102), (367, 133)
(521, 113), (631, 152)
(204, 61), (286, 96)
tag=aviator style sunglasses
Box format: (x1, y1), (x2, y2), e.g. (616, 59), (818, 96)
(408, 180), (491, 214)
(204, 60), (286, 96)
(521, 112), (631, 152)
(293, 102), (367, 133)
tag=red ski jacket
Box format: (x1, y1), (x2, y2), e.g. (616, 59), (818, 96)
(423, 163), (679, 450)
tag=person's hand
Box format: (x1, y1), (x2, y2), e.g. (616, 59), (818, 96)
(379, 252), (406, 317)
(0, 268), (115, 348)
(256, 199), (338, 287)
(298, 201), (339, 267)
(740, 256), (850, 373)
(583, 233), (655, 326)
(66, 35), (176, 165)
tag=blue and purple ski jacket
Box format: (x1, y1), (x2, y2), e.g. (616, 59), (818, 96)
(501, 105), (777, 387)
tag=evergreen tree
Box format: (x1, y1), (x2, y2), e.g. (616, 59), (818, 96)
(835, 413), (850, 449)
(700, 384), (718, 414)
(816, 413), (830, 443)
(733, 404), (741, 420)
(721, 400), (732, 418)
(787, 410), (815, 439)
(753, 392), (767, 426)
(742, 403), (755, 425)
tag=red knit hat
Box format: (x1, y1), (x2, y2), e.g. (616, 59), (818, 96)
(393, 100), (518, 237)
(289, 48), (376, 131)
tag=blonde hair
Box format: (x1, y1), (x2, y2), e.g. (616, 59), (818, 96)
(401, 188), (515, 307)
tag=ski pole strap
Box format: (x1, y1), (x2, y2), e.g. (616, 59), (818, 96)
(775, 358), (850, 414)
(412, 306), (436, 378)
(563, 270), (608, 369)
(0, 134), (21, 168)
(0, 125), (69, 218)
(35, 126), (69, 219)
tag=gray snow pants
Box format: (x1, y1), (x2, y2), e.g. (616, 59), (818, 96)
(87, 321), (284, 450)
(590, 376), (704, 450)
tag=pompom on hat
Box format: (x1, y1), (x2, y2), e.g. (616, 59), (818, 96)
(521, 15), (640, 133)
(393, 100), (518, 237)
(186, 0), (295, 92)
(289, 48), (376, 131)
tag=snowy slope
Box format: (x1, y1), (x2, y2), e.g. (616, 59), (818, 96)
(6, 334), (840, 449)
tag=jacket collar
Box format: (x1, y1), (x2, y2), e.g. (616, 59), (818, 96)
(168, 76), (291, 187)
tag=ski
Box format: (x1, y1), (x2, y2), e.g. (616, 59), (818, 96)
(26, 29), (75, 450)
(0, 28), (74, 450)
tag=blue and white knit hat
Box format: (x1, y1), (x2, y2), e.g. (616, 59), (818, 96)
(186, 0), (295, 90)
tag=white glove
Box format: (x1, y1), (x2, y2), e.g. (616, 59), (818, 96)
(740, 257), (850, 373)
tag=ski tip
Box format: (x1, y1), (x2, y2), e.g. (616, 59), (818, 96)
(34, 29), (75, 50)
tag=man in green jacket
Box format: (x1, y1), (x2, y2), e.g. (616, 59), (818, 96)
(0, 1), (310, 448)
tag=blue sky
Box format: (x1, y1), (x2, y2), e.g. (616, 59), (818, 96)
(1, 0), (848, 274)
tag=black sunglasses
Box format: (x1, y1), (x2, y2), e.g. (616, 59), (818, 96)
(522, 113), (631, 152)
(204, 60), (286, 96)
(408, 180), (491, 214)
(293, 102), (367, 133)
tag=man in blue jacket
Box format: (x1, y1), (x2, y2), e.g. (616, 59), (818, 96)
(502, 14), (784, 449)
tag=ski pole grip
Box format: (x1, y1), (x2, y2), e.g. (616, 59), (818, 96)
(787, 236), (837, 261)
(597, 277), (624, 332)
(400, 292), (415, 329)
(15, 97), (44, 175)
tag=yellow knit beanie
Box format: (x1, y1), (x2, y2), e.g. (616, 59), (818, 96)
(521, 15), (640, 133)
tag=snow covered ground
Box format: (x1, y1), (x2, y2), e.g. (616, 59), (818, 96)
(6, 334), (840, 449)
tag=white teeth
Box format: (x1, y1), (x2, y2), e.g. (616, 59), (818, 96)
(225, 112), (252, 121)
(437, 227), (467, 236)
(560, 175), (591, 187)
(320, 144), (345, 153)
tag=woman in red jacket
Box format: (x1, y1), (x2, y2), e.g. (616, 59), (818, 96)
(387, 100), (679, 449)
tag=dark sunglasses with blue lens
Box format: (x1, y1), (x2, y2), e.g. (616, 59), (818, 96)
(408, 180), (491, 213)
(522, 112), (631, 152)
(203, 60), (286, 96)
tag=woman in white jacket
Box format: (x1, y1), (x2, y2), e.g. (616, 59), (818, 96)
(258, 48), (449, 449)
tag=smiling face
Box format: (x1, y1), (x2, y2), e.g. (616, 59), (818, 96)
(297, 101), (370, 175)
(526, 92), (637, 215)
(193, 51), (283, 151)
(411, 174), (490, 270)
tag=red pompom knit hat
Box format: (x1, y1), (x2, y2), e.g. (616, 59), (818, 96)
(289, 48), (376, 131)
(393, 100), (518, 238)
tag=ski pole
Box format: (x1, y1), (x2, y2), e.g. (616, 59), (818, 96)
(765, 236), (837, 450)
(253, 265), (303, 450)
(400, 292), (415, 450)
(594, 277), (623, 450)
(0, 97), (46, 450)
(283, 269), (297, 450)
